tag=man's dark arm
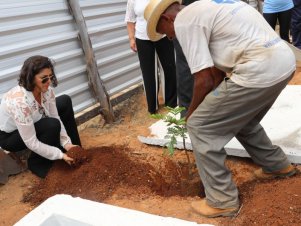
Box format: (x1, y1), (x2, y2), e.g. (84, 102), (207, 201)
(210, 67), (226, 88)
(186, 67), (225, 120)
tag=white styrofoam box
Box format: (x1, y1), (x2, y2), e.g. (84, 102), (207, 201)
(15, 195), (213, 226)
(138, 85), (301, 164)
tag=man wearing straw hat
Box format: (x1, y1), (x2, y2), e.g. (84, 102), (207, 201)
(144, 0), (297, 218)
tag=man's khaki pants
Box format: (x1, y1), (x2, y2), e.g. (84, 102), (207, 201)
(186, 75), (293, 209)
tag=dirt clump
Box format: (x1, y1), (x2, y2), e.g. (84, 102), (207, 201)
(67, 146), (90, 168)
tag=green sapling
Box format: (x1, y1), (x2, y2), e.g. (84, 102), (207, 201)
(151, 106), (191, 168)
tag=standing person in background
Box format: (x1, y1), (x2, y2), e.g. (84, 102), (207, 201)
(125, 0), (177, 114)
(242, 0), (260, 11)
(173, 0), (197, 117)
(262, 0), (294, 42)
(292, 0), (301, 49)
(0, 56), (81, 178)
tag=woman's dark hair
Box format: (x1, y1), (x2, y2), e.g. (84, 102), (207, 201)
(18, 55), (58, 91)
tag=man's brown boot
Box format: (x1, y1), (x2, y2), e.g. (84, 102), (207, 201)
(254, 164), (297, 180)
(191, 199), (239, 218)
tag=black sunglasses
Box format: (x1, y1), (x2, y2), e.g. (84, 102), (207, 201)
(41, 75), (54, 84)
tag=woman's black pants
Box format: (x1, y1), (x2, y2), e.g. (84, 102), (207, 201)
(0, 95), (81, 178)
(263, 9), (292, 42)
(136, 37), (177, 114)
(291, 4), (301, 49)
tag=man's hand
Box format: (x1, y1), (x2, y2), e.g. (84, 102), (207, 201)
(210, 67), (226, 88)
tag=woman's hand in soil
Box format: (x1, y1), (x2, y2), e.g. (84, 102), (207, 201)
(64, 143), (78, 152)
(62, 153), (74, 166)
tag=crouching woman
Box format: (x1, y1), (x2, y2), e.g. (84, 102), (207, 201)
(0, 55), (81, 178)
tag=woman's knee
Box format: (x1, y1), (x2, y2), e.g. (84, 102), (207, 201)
(58, 94), (71, 105)
(56, 95), (72, 112)
(35, 118), (61, 136)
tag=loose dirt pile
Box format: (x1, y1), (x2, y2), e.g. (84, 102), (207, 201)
(1, 70), (301, 226)
(23, 144), (301, 226)
(23, 146), (202, 206)
(236, 175), (301, 226)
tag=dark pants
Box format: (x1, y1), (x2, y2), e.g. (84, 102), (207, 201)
(173, 38), (194, 117)
(291, 3), (301, 49)
(0, 95), (81, 178)
(136, 37), (177, 114)
(263, 9), (292, 42)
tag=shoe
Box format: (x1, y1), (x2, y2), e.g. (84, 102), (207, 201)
(254, 164), (297, 180)
(191, 199), (239, 218)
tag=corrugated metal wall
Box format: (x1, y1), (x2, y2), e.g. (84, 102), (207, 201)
(0, 0), (142, 114)
(80, 0), (141, 96)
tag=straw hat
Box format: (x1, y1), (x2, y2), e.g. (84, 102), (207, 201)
(144, 0), (182, 41)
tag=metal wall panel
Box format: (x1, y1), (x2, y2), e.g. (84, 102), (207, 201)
(80, 0), (142, 96)
(0, 0), (142, 115)
(0, 0), (94, 113)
